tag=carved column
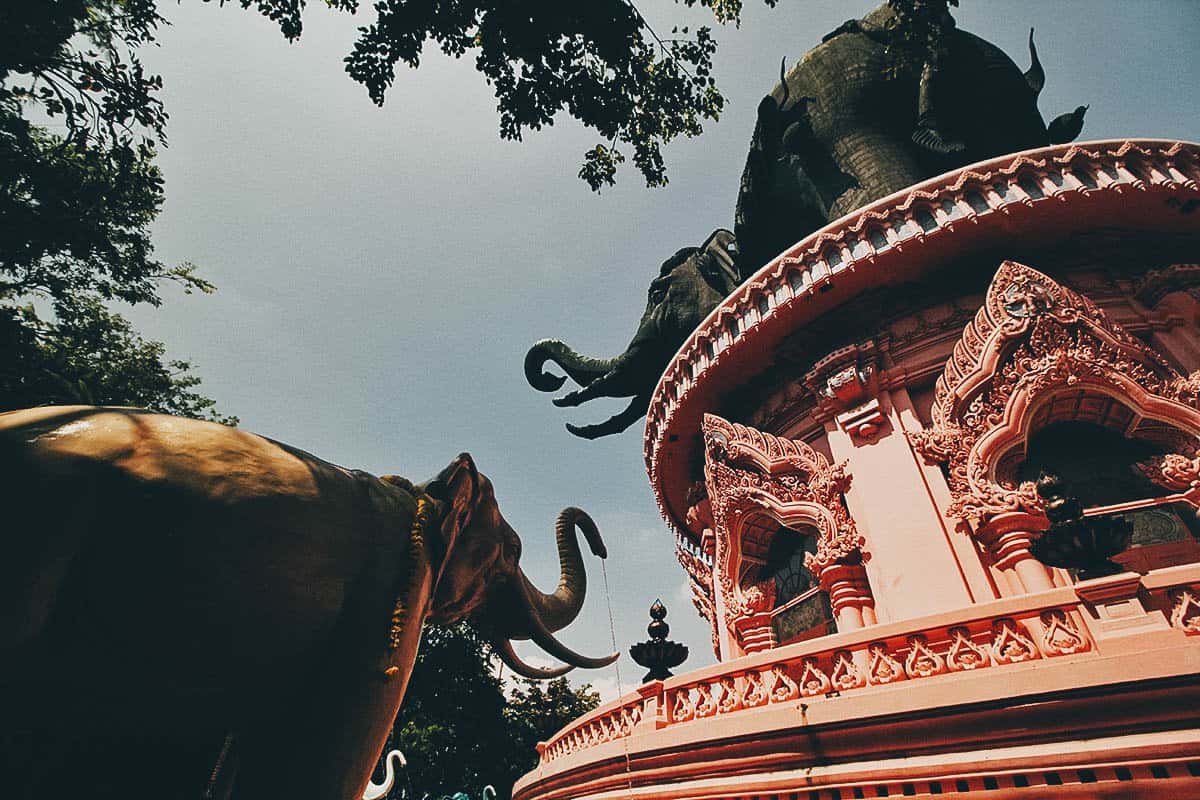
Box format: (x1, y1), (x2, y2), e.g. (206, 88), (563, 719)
(817, 562), (875, 631)
(975, 513), (1055, 593)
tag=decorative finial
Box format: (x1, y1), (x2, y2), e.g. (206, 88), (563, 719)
(629, 600), (688, 683)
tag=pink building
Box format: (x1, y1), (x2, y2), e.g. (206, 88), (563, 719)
(515, 140), (1200, 799)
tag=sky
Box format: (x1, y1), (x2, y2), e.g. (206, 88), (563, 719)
(127, 0), (1199, 702)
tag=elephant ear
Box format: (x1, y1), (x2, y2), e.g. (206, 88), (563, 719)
(426, 453), (480, 558)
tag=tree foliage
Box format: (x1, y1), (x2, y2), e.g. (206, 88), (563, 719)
(223, 0), (781, 190)
(0, 2), (230, 419)
(385, 623), (600, 799)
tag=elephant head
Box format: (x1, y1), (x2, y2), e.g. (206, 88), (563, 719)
(735, 5), (1089, 275)
(525, 229), (739, 439)
(419, 453), (618, 676)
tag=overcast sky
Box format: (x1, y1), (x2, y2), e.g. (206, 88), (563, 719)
(127, 1), (1199, 700)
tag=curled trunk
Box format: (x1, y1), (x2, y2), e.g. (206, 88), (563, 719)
(489, 507), (617, 675)
(520, 507), (605, 633)
(524, 339), (621, 392)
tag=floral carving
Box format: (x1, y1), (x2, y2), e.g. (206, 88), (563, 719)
(908, 260), (1200, 530)
(1137, 451), (1200, 493)
(672, 689), (695, 723)
(1169, 587), (1200, 634)
(990, 618), (1041, 664)
(831, 649), (865, 690)
(904, 634), (947, 678)
(741, 670), (769, 708)
(798, 657), (832, 697)
(717, 675), (742, 714)
(867, 642), (906, 684)
(694, 682), (717, 718)
(760, 666), (796, 703)
(1039, 609), (1089, 655)
(946, 626), (991, 671)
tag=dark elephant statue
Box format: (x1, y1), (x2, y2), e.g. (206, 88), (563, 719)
(525, 4), (1088, 440)
(0, 406), (616, 800)
(525, 229), (739, 439)
(735, 4), (1088, 271)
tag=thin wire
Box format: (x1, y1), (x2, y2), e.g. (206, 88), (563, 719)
(601, 559), (635, 798)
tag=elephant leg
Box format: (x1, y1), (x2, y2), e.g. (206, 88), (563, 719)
(231, 557), (431, 800)
(565, 394), (651, 439)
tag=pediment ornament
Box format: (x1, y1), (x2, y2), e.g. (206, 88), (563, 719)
(908, 260), (1200, 529)
(702, 414), (866, 646)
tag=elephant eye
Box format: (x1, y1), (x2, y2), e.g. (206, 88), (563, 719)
(648, 277), (670, 302)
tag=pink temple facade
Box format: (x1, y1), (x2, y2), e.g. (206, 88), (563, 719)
(514, 140), (1200, 799)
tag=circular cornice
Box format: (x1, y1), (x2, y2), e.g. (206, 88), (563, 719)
(645, 139), (1200, 537)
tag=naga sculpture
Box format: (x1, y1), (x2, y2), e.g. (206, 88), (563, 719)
(0, 406), (616, 800)
(525, 2), (1087, 438)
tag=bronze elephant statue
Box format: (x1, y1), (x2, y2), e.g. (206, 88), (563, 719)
(525, 229), (738, 439)
(0, 406), (615, 800)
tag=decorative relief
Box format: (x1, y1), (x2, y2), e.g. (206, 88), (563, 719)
(904, 634), (947, 678)
(946, 626), (991, 671)
(1039, 609), (1090, 655)
(770, 665), (801, 702)
(694, 682), (717, 718)
(990, 618), (1041, 664)
(867, 642), (906, 684)
(908, 260), (1200, 530)
(1169, 587), (1200, 634)
(831, 649), (866, 690)
(702, 413), (868, 650)
(741, 670), (769, 708)
(672, 689), (695, 723)
(798, 657), (832, 697)
(717, 675), (743, 714)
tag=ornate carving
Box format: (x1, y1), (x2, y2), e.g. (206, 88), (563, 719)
(904, 634), (947, 678)
(1169, 587), (1200, 634)
(831, 649), (865, 690)
(909, 260), (1200, 530)
(770, 664), (801, 702)
(694, 682), (717, 718)
(672, 689), (695, 723)
(867, 642), (906, 684)
(946, 626), (991, 671)
(717, 675), (742, 714)
(741, 670), (769, 708)
(1039, 609), (1089, 655)
(702, 413), (868, 651)
(798, 657), (832, 697)
(990, 618), (1041, 664)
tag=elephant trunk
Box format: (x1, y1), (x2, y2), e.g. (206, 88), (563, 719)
(524, 339), (621, 392)
(520, 507), (605, 633)
(493, 508), (617, 675)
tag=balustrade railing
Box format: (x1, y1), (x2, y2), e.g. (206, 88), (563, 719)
(535, 565), (1200, 767)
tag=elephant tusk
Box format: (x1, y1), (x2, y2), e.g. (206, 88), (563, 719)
(494, 639), (575, 679)
(517, 580), (619, 670)
(363, 749), (407, 800)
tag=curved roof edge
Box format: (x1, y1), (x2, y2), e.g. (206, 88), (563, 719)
(645, 139), (1200, 537)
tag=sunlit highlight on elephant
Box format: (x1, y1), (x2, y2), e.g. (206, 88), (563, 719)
(0, 405), (616, 800)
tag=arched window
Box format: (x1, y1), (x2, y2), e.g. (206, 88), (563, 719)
(1016, 420), (1200, 574)
(760, 524), (834, 644)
